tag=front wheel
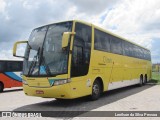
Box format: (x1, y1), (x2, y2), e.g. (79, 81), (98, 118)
(91, 80), (101, 100)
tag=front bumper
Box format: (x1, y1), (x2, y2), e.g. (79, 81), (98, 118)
(23, 83), (73, 99)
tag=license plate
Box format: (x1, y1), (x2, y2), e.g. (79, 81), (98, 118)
(36, 90), (44, 94)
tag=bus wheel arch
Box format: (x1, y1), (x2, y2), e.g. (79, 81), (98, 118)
(0, 81), (4, 92)
(96, 77), (104, 92)
(91, 77), (103, 100)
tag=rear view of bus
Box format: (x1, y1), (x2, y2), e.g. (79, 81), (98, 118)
(0, 60), (23, 92)
(13, 20), (152, 100)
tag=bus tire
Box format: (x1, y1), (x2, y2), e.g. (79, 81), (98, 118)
(144, 75), (147, 85)
(91, 80), (101, 100)
(139, 75), (143, 87)
(0, 82), (4, 92)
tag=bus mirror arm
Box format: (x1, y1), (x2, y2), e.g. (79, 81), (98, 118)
(62, 32), (76, 48)
(69, 50), (72, 54)
(13, 40), (28, 58)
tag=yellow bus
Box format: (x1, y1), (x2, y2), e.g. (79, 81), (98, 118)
(13, 20), (152, 100)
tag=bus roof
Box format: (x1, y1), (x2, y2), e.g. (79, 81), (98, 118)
(34, 19), (150, 51)
(74, 20), (149, 51)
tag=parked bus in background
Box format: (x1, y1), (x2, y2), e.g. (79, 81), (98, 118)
(13, 20), (152, 100)
(0, 60), (23, 92)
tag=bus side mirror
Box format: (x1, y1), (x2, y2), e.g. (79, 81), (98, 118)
(13, 41), (28, 58)
(62, 32), (75, 48)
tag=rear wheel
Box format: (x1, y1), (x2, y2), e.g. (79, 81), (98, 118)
(91, 80), (101, 100)
(0, 82), (4, 92)
(139, 75), (143, 87)
(144, 75), (147, 85)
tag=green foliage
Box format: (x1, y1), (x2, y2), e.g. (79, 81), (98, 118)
(152, 72), (160, 84)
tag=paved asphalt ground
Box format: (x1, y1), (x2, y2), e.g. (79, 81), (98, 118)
(0, 83), (160, 120)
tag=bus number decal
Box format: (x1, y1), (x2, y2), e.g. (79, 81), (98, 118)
(103, 56), (112, 63)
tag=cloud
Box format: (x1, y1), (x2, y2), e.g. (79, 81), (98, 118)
(0, 0), (111, 44)
(0, 0), (6, 13)
(0, 0), (73, 41)
(70, 0), (119, 15)
(0, 49), (22, 60)
(0, 0), (160, 63)
(0, 0), (73, 52)
(99, 0), (160, 63)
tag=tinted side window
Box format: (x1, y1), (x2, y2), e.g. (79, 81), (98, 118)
(94, 29), (110, 52)
(133, 45), (139, 58)
(110, 37), (122, 55)
(146, 50), (151, 60)
(136, 46), (143, 59)
(123, 40), (151, 60)
(134, 48), (151, 60)
(123, 41), (131, 56)
(124, 41), (136, 57)
(124, 41), (130, 56)
(144, 49), (148, 60)
(0, 61), (6, 72)
(71, 23), (91, 77)
(7, 61), (23, 72)
(139, 48), (144, 59)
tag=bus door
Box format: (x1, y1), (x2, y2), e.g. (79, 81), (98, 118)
(71, 36), (84, 77)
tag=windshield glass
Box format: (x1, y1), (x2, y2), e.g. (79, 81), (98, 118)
(23, 21), (72, 76)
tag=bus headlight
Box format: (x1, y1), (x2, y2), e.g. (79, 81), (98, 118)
(22, 79), (28, 85)
(54, 79), (71, 86)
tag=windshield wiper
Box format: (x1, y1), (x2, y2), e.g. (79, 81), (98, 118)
(28, 47), (40, 76)
(28, 42), (32, 49)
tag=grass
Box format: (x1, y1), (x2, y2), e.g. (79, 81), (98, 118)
(151, 72), (160, 84)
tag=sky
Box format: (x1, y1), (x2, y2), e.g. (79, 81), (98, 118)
(0, 0), (160, 63)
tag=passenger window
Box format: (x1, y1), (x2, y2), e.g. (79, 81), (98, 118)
(94, 29), (110, 52)
(110, 37), (122, 55)
(7, 62), (22, 72)
(0, 62), (5, 72)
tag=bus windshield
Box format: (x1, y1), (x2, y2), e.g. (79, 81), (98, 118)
(23, 22), (72, 76)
